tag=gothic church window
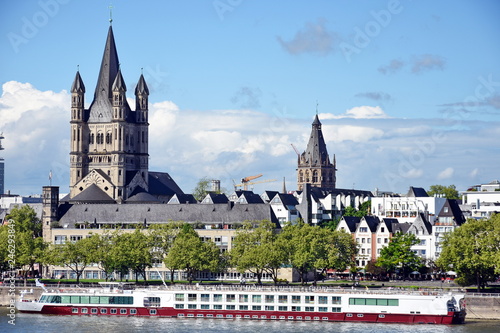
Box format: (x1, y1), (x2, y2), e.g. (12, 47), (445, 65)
(313, 171), (318, 183)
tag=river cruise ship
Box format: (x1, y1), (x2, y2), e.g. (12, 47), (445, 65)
(16, 283), (466, 325)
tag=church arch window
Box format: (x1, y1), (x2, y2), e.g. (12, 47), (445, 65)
(299, 171), (303, 183)
(305, 171), (310, 183)
(312, 170), (318, 183)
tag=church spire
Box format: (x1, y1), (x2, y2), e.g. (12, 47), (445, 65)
(88, 25), (120, 121)
(71, 70), (85, 93)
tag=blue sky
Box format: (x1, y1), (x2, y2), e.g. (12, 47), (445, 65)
(1, 0), (499, 196)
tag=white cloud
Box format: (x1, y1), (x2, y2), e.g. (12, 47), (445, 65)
(437, 167), (454, 180)
(320, 106), (391, 120)
(1, 81), (499, 196)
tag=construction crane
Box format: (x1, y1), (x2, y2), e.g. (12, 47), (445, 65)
(233, 174), (276, 191)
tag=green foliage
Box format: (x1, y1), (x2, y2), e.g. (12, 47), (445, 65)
(376, 232), (421, 277)
(279, 221), (356, 284)
(164, 224), (221, 283)
(230, 220), (284, 284)
(427, 184), (460, 199)
(192, 177), (213, 202)
(343, 201), (371, 218)
(436, 214), (500, 291)
(45, 236), (99, 283)
(2, 205), (47, 276)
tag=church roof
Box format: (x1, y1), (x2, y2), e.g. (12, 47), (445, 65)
(148, 172), (184, 197)
(111, 69), (127, 92)
(69, 184), (116, 203)
(301, 114), (331, 167)
(71, 71), (85, 93)
(88, 25), (131, 123)
(407, 186), (429, 197)
(135, 74), (149, 95)
(126, 191), (161, 203)
(57, 202), (279, 227)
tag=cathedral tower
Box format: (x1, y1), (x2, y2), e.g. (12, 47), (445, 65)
(297, 114), (336, 191)
(69, 24), (150, 201)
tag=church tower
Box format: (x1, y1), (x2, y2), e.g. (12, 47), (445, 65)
(69, 24), (150, 201)
(297, 114), (336, 191)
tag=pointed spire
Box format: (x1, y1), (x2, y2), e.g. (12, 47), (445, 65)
(71, 70), (85, 93)
(112, 69), (127, 92)
(282, 177), (287, 194)
(92, 25), (119, 101)
(303, 114), (328, 166)
(135, 73), (149, 95)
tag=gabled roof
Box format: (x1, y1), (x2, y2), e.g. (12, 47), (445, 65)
(69, 184), (115, 203)
(261, 191), (279, 203)
(277, 193), (299, 207)
(238, 191), (264, 204)
(392, 222), (411, 234)
(409, 213), (432, 235)
(201, 193), (229, 204)
(362, 216), (380, 232)
(436, 199), (466, 226)
(340, 216), (361, 233)
(167, 193), (197, 204)
(381, 218), (399, 232)
(407, 186), (429, 197)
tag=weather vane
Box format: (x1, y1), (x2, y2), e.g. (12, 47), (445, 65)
(316, 100), (319, 115)
(109, 4), (113, 24)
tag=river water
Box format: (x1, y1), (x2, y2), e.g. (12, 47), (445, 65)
(1, 308), (498, 333)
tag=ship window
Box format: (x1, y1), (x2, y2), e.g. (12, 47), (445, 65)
(226, 294), (236, 303)
(318, 307), (327, 312)
(278, 295), (288, 303)
(265, 306), (274, 311)
(305, 307), (314, 312)
(239, 294), (248, 303)
(252, 305), (262, 311)
(175, 304), (184, 309)
(188, 294), (197, 302)
(201, 304), (210, 309)
(291, 295), (301, 303)
(110, 309), (117, 314)
(70, 296), (80, 303)
(61, 296), (71, 303)
(72, 308), (78, 313)
(291, 306), (301, 311)
(213, 294), (223, 302)
(278, 306), (287, 311)
(226, 305), (236, 310)
(120, 309), (127, 314)
(331, 296), (341, 304)
(332, 307), (341, 312)
(265, 295), (274, 303)
(99, 296), (110, 304)
(252, 295), (262, 303)
(188, 304), (197, 309)
(80, 296), (90, 304)
(318, 296), (328, 304)
(213, 305), (222, 310)
(91, 308), (97, 314)
(81, 308), (88, 314)
(175, 294), (184, 302)
(100, 308), (107, 314)
(130, 309), (137, 314)
(201, 294), (210, 302)
(239, 305), (248, 310)
(305, 296), (315, 304)
(150, 309), (157, 315)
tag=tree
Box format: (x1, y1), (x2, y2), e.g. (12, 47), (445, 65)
(342, 201), (371, 218)
(427, 185), (460, 199)
(230, 220), (285, 284)
(437, 215), (500, 291)
(376, 232), (421, 278)
(5, 205), (47, 277)
(192, 177), (212, 201)
(46, 236), (99, 283)
(164, 224), (221, 283)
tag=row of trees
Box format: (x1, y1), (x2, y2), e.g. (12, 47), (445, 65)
(2, 205), (499, 290)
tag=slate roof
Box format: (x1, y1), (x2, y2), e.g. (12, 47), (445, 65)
(148, 172), (184, 197)
(410, 213), (433, 235)
(202, 193), (229, 204)
(126, 191), (161, 203)
(436, 199), (466, 226)
(340, 216), (361, 232)
(71, 71), (85, 93)
(301, 114), (331, 167)
(135, 74), (149, 95)
(362, 216), (380, 232)
(88, 26), (121, 122)
(69, 184), (115, 203)
(391, 222), (411, 234)
(407, 186), (429, 197)
(261, 191), (279, 203)
(167, 193), (197, 204)
(57, 202), (279, 227)
(277, 193), (299, 207)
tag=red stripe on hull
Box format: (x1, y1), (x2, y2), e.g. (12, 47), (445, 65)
(29, 305), (460, 324)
